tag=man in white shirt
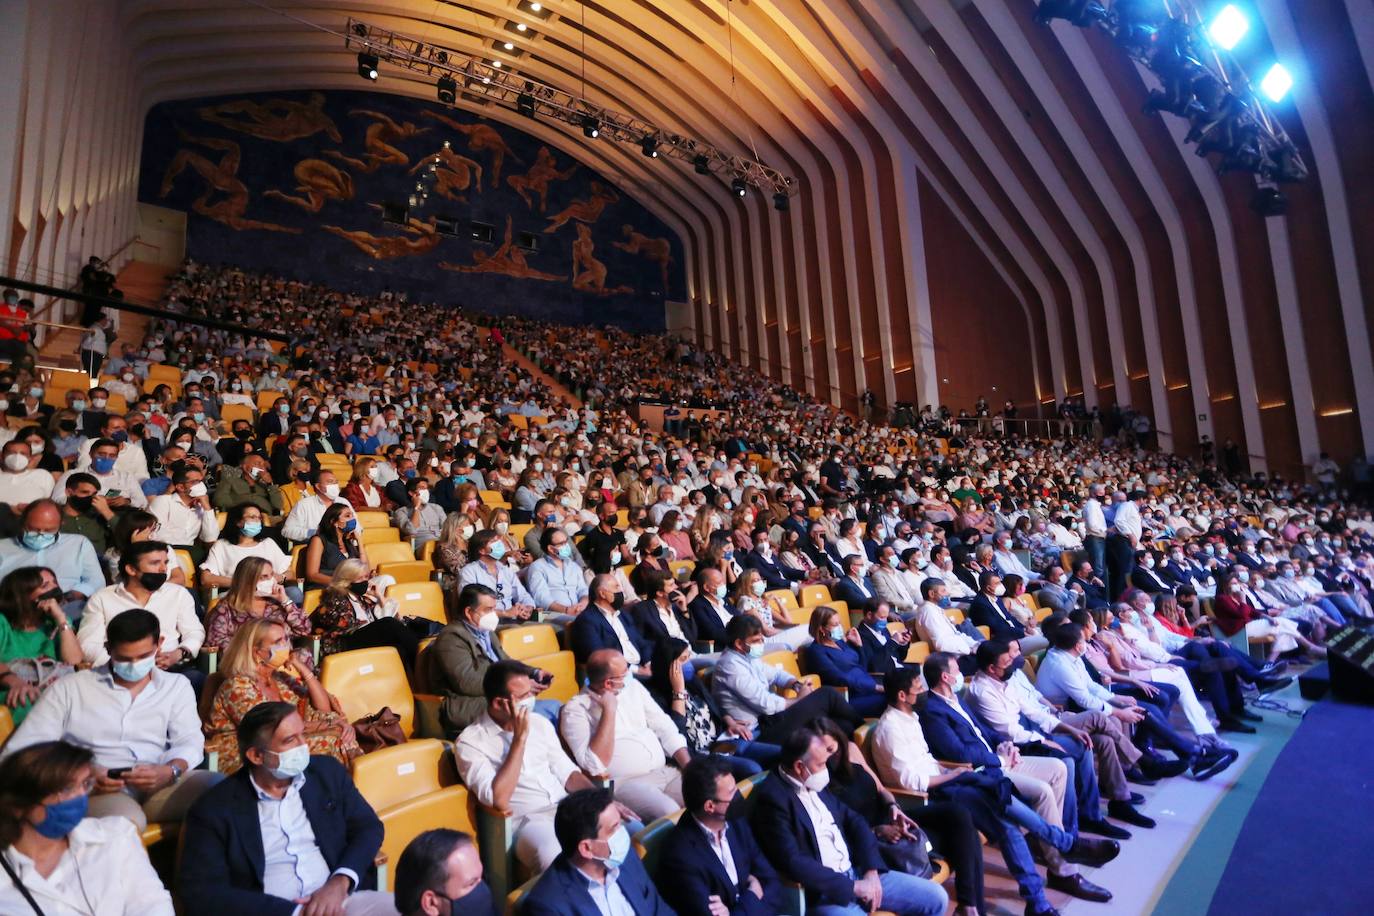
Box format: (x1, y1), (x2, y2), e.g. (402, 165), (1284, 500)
(910, 578), (980, 670)
(991, 531), (1041, 583)
(148, 463), (220, 556)
(4, 607), (218, 829)
(1106, 490), (1146, 600)
(929, 546), (976, 603)
(281, 468), (351, 542)
(0, 440), (56, 509)
(560, 650), (690, 820)
(74, 413), (150, 483)
(54, 438), (149, 510)
(870, 544), (919, 615)
(1081, 483), (1108, 579)
(455, 660), (623, 872)
(526, 526), (590, 622)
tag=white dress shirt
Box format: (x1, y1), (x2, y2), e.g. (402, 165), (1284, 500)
(595, 607), (642, 666)
(1082, 499), (1107, 539)
(201, 538), (292, 579)
(281, 494), (355, 543)
(779, 771), (851, 873)
(75, 439), (150, 482)
(934, 565), (976, 600)
(1034, 648), (1114, 713)
(578, 865), (636, 916)
(0, 816), (174, 916)
(560, 679), (686, 777)
(0, 468), (60, 506)
(966, 671), (1059, 744)
(250, 771), (358, 905)
(455, 712), (579, 815)
(868, 706), (943, 793)
(149, 493), (221, 546)
(911, 601), (977, 654)
(3, 666), (204, 770)
(52, 467), (148, 509)
(697, 819), (739, 884)
(78, 582), (205, 665)
(1113, 501), (1142, 542)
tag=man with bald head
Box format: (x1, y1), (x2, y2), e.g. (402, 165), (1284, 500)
(0, 499), (106, 617)
(568, 573), (653, 672)
(560, 649), (691, 820)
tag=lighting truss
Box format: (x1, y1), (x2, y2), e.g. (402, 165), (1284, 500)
(1035, 1), (1307, 186)
(344, 18), (798, 200)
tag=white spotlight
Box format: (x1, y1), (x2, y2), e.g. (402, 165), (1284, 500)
(1260, 63), (1293, 102)
(1208, 5), (1249, 51)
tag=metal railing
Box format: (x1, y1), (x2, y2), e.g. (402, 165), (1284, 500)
(950, 416), (1097, 440)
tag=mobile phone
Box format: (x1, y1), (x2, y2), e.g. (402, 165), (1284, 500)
(106, 767), (132, 779)
(105, 489), (122, 498)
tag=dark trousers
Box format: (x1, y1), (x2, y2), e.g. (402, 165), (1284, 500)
(904, 799), (984, 912)
(1170, 641), (1246, 718)
(80, 348), (104, 377)
(337, 616), (421, 676)
(757, 686), (862, 745)
(1105, 535), (1135, 601)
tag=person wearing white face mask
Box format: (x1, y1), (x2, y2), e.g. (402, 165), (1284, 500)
(393, 478), (446, 549)
(0, 440), (54, 511)
(148, 464), (220, 563)
(281, 468), (353, 544)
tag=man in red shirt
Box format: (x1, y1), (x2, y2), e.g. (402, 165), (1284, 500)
(0, 288), (33, 369)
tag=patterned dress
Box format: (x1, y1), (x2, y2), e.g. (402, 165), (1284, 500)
(203, 670), (361, 774)
(203, 597), (312, 652)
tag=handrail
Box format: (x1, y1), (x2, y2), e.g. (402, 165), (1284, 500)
(29, 235), (147, 324)
(949, 416), (1097, 439)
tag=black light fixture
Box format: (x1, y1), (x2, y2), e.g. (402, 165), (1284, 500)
(773, 192), (789, 212)
(693, 155), (711, 175)
(640, 135), (659, 158)
(582, 115), (600, 139)
(731, 177), (747, 198)
(436, 76), (456, 104)
(518, 93), (536, 118)
(1251, 186), (1287, 217)
(357, 52), (379, 80)
(1034, 0), (1108, 27)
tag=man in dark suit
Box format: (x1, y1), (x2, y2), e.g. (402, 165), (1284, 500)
(1067, 561), (1111, 610)
(967, 572), (1027, 641)
(521, 787), (673, 915)
(688, 566), (737, 647)
(216, 418), (263, 469)
(179, 701), (386, 916)
(258, 396), (294, 439)
(269, 433), (317, 485)
(656, 756), (785, 916)
(855, 598), (910, 677)
(741, 529), (803, 592)
(629, 568), (700, 654)
(1129, 550), (1175, 595)
(748, 726), (948, 915)
(833, 553), (878, 608)
(569, 573), (654, 672)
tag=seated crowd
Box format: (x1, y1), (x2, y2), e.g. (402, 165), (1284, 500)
(0, 261), (1371, 915)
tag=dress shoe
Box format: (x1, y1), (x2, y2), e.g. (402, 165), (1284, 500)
(1257, 675), (1293, 693)
(1192, 747), (1239, 780)
(1079, 818), (1131, 840)
(1125, 767), (1158, 785)
(1129, 791), (1145, 804)
(1107, 800), (1157, 828)
(1065, 836), (1120, 867)
(1235, 707), (1263, 722)
(1141, 756), (1190, 778)
(1218, 716), (1257, 734)
(1257, 660), (1288, 677)
(1047, 872), (1113, 903)
(1025, 905), (1062, 916)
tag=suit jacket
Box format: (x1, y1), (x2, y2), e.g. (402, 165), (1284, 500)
(1069, 575), (1110, 610)
(569, 604), (655, 665)
(629, 597), (699, 651)
(269, 443), (318, 485)
(748, 770), (883, 908)
(521, 852), (673, 916)
(1130, 566), (1174, 594)
(856, 624), (906, 677)
(917, 693), (1002, 770)
(179, 757), (383, 916)
(382, 478), (412, 508)
(967, 593), (1027, 641)
(687, 595), (737, 647)
(833, 575), (878, 609)
(741, 549), (803, 591)
(430, 622), (510, 734)
(657, 812), (784, 916)
(257, 412), (293, 440)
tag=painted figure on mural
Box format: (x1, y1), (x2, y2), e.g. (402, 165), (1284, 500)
(572, 223), (632, 295)
(613, 224), (675, 292)
(422, 111), (520, 186)
(322, 210), (442, 259)
(196, 92), (342, 143)
(264, 159), (355, 212)
(507, 146), (579, 212)
(160, 130), (300, 233)
(544, 181), (620, 233)
(410, 143), (483, 202)
(438, 216), (562, 281)
(324, 110), (428, 173)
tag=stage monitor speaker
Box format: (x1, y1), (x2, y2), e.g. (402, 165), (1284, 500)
(1297, 662), (1329, 701)
(1325, 625), (1374, 705)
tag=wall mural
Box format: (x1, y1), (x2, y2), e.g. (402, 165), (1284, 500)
(138, 90), (686, 330)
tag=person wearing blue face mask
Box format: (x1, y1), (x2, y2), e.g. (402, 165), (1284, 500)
(392, 828), (497, 916)
(3, 608), (218, 830)
(856, 599), (912, 677)
(179, 701), (390, 916)
(0, 501), (106, 620)
(60, 438), (148, 510)
(521, 787), (674, 916)
(0, 740), (176, 915)
(528, 526), (591, 622)
(458, 530), (536, 622)
(802, 605), (888, 718)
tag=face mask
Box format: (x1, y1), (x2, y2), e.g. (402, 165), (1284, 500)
(112, 655), (157, 682)
(21, 531), (57, 551)
(937, 596), (952, 609)
(187, 481), (208, 498)
(92, 456), (116, 474)
(802, 764), (831, 793)
(28, 387), (43, 399)
(340, 518), (358, 535)
(3, 453), (28, 472)
(513, 695), (537, 716)
(477, 610), (500, 632)
(714, 583), (728, 600)
(829, 625), (845, 641)
(1143, 558), (1155, 569)
(255, 577), (278, 597)
(609, 549), (622, 566)
(751, 579), (767, 596)
(1283, 569), (1295, 578)
(68, 494), (94, 513)
(950, 671), (965, 692)
(278, 404), (291, 415)
(748, 643), (766, 659)
(489, 540), (507, 561)
(72, 400), (87, 412)
(609, 591), (625, 610)
(242, 520), (264, 538)
(460, 524), (475, 540)
(557, 543), (574, 560)
(993, 583), (1006, 597)
(417, 489), (431, 505)
(139, 571), (168, 591)
(442, 881), (495, 916)
(495, 522), (509, 534)
(33, 793), (89, 840)
(264, 643), (291, 668)
(266, 743), (310, 780)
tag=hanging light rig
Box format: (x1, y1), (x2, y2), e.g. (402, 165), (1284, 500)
(409, 143), (445, 209)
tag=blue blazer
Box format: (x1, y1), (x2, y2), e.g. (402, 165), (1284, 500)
(741, 549), (803, 591)
(967, 593), (1027, 640)
(179, 757), (384, 916)
(832, 575), (878, 609)
(748, 770), (884, 908)
(1068, 575), (1110, 610)
(917, 694), (1003, 770)
(856, 624), (907, 677)
(569, 605), (655, 665)
(803, 640), (879, 695)
(657, 813), (785, 916)
(521, 851), (674, 916)
(687, 595), (737, 647)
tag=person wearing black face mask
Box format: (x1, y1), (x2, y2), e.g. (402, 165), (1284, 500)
(59, 473), (115, 556)
(393, 828), (497, 916)
(76, 540), (205, 692)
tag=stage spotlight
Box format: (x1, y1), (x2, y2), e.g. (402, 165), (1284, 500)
(773, 192), (789, 212)
(1251, 187), (1288, 217)
(357, 52), (379, 80)
(641, 135), (659, 158)
(517, 22), (528, 31)
(693, 155), (711, 175)
(731, 177), (747, 198)
(518, 93), (536, 118)
(582, 115), (600, 138)
(436, 76), (456, 104)
(504, 41), (515, 51)
(1208, 4), (1249, 50)
(1034, 0), (1108, 28)
(1260, 63), (1293, 102)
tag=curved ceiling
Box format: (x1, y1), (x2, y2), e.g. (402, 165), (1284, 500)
(105, 1), (1374, 473)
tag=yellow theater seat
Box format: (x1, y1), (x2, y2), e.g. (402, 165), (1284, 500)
(497, 623), (560, 660)
(385, 581), (445, 624)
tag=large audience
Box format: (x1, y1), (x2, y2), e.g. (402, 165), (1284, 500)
(0, 260), (1371, 915)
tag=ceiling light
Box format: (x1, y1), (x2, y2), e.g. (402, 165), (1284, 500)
(436, 76), (456, 104)
(731, 177), (747, 198)
(491, 60), (502, 68)
(504, 41), (515, 50)
(1208, 5), (1249, 51)
(582, 115), (600, 138)
(531, 2), (542, 10)
(357, 52), (379, 80)
(516, 22), (528, 32)
(640, 135), (659, 158)
(1260, 63), (1293, 102)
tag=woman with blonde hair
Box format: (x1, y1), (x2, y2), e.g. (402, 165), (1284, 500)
(432, 510), (474, 578)
(312, 558), (422, 672)
(203, 618), (360, 774)
(204, 555), (312, 652)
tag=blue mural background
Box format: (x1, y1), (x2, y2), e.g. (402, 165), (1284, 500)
(137, 89), (684, 331)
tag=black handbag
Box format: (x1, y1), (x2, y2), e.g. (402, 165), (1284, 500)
(877, 829), (935, 879)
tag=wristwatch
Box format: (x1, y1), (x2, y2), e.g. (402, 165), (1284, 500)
(169, 764), (184, 782)
(672, 691), (689, 701)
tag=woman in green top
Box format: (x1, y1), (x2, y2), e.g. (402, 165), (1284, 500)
(0, 566), (82, 723)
